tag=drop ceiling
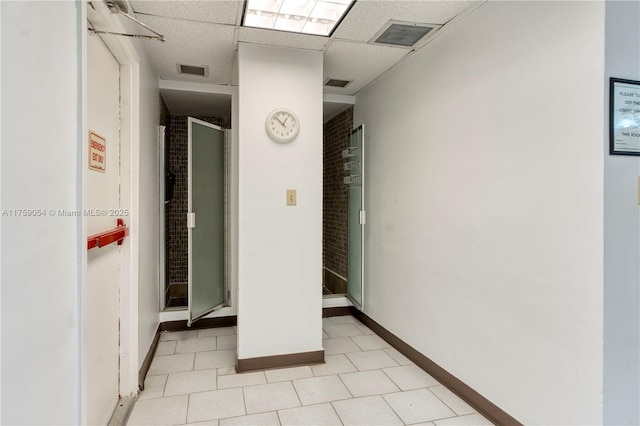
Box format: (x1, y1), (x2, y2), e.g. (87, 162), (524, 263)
(124, 0), (481, 117)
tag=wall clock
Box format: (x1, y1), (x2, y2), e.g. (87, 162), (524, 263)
(265, 108), (300, 144)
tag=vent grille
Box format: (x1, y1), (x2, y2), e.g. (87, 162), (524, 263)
(325, 78), (352, 88)
(178, 64), (208, 77)
(374, 23), (434, 47)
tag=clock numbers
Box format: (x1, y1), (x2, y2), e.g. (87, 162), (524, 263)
(265, 109), (300, 143)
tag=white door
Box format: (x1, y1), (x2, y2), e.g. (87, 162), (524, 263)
(188, 118), (227, 325)
(85, 33), (121, 424)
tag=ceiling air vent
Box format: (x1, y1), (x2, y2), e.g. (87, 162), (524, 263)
(325, 78), (352, 88)
(177, 64), (208, 77)
(371, 21), (438, 48)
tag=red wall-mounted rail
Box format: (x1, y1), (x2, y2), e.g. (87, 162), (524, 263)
(87, 218), (129, 250)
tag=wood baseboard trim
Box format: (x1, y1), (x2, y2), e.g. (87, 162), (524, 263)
(237, 350), (325, 373)
(322, 306), (353, 317)
(352, 309), (521, 426)
(159, 315), (237, 332)
(138, 325), (161, 390)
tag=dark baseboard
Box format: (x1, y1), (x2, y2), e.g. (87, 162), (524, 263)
(322, 306), (353, 318)
(138, 325), (161, 390)
(160, 315), (237, 332)
(237, 350), (325, 373)
(352, 309), (521, 426)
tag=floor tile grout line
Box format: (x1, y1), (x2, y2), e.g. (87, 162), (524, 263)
(379, 392), (410, 425)
(289, 379), (305, 408)
(328, 400), (346, 426)
(241, 385), (249, 417)
(335, 372), (356, 400)
(426, 386), (477, 417)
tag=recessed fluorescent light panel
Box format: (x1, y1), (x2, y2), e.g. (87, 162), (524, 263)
(243, 0), (354, 36)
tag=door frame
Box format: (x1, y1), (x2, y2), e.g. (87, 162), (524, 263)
(82, 3), (141, 421)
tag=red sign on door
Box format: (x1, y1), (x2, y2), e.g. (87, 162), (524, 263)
(89, 130), (106, 172)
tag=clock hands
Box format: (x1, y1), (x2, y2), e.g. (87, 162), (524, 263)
(275, 116), (286, 127)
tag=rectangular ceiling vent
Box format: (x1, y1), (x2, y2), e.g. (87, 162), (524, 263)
(325, 78), (352, 88)
(371, 21), (439, 48)
(177, 64), (209, 77)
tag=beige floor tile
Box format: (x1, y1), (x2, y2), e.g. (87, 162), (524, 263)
(216, 335), (237, 350)
(346, 349), (399, 371)
(243, 381), (301, 414)
(187, 388), (246, 423)
(429, 385), (476, 416)
(160, 330), (198, 341)
(434, 413), (494, 425)
(265, 366), (313, 383)
(148, 353), (195, 375)
(383, 347), (414, 366)
(127, 395), (188, 425)
(175, 337), (216, 354)
(278, 403), (341, 425)
(195, 349), (236, 370)
(339, 370), (399, 397)
(332, 395), (403, 425)
(218, 371), (266, 389)
(383, 364), (439, 390)
(144, 374), (167, 388)
(324, 324), (363, 338)
(322, 337), (361, 355)
(164, 369), (217, 396)
(383, 389), (456, 424)
(219, 412), (280, 426)
(292, 375), (352, 405)
(350, 335), (391, 351)
(155, 341), (177, 356)
(311, 354), (358, 377)
(198, 327), (235, 338)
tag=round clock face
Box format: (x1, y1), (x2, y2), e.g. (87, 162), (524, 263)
(265, 109), (299, 143)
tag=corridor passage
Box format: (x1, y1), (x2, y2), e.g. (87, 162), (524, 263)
(127, 316), (494, 425)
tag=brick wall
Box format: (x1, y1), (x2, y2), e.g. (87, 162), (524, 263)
(323, 107), (353, 285)
(166, 115), (230, 286)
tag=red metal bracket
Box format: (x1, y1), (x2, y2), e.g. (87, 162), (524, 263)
(87, 218), (129, 250)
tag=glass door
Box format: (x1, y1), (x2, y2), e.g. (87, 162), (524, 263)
(345, 125), (365, 310)
(188, 117), (226, 325)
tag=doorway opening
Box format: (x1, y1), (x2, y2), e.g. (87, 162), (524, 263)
(322, 106), (365, 309)
(159, 95), (232, 311)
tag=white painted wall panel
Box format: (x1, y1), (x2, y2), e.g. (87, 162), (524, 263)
(237, 44), (323, 359)
(354, 2), (605, 424)
(0, 2), (82, 424)
(603, 1), (640, 424)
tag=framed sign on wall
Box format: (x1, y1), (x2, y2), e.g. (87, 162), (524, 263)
(610, 77), (640, 156)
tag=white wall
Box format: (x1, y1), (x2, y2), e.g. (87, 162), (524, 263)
(603, 1), (640, 424)
(1, 2), (82, 424)
(354, 2), (605, 424)
(132, 35), (161, 372)
(237, 43), (323, 359)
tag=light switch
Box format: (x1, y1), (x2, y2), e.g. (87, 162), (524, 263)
(286, 189), (297, 206)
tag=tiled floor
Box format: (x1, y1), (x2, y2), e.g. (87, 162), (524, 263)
(127, 316), (495, 426)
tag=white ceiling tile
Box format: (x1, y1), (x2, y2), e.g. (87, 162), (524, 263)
(130, 0), (243, 25)
(139, 15), (236, 84)
(237, 27), (329, 51)
(323, 40), (408, 94)
(333, 0), (475, 42)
